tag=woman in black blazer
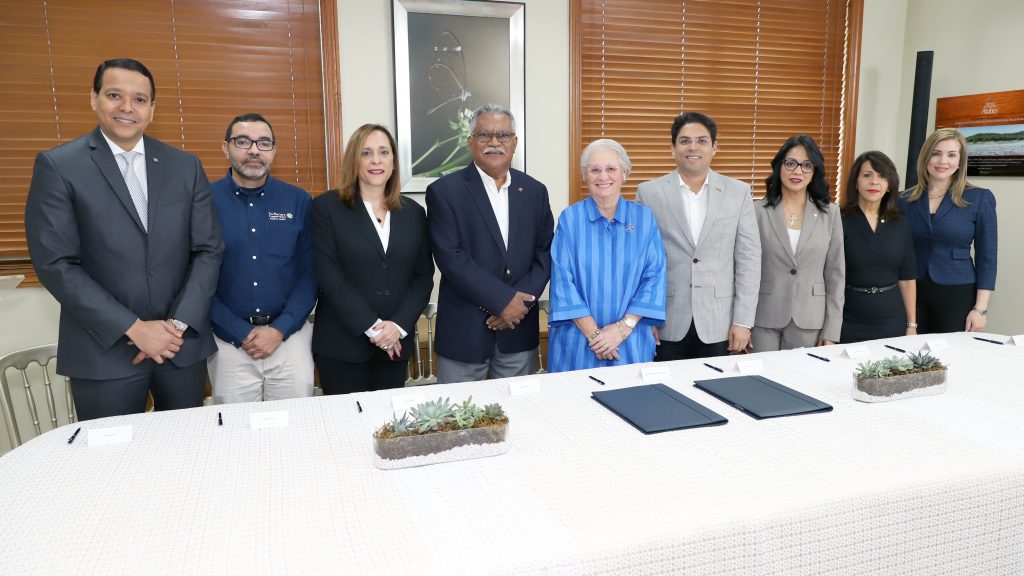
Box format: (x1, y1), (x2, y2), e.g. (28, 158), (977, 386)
(311, 124), (434, 394)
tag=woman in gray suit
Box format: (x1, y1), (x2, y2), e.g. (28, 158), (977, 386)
(752, 135), (845, 351)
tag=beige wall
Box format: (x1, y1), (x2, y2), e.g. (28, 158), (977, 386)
(855, 0), (1024, 334)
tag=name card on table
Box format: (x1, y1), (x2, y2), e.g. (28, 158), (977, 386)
(924, 339), (950, 353)
(391, 393), (426, 418)
(736, 359), (764, 374)
(88, 425), (133, 447)
(507, 378), (541, 395)
(640, 365), (671, 383)
(843, 345), (872, 359)
(1011, 335), (1024, 346)
(250, 411), (289, 430)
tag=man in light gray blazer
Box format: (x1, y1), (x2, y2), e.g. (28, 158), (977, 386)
(25, 59), (223, 420)
(636, 112), (760, 360)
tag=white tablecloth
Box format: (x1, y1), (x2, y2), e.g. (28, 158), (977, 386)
(1, 333), (1022, 575)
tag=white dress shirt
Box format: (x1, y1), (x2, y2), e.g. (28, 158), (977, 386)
(475, 164), (510, 249)
(677, 171), (709, 243)
(361, 201), (406, 339)
(100, 132), (148, 198)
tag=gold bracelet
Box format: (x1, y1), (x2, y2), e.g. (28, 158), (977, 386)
(616, 321), (628, 339)
(587, 329), (601, 343)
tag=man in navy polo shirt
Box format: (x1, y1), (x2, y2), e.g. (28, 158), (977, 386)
(207, 113), (318, 403)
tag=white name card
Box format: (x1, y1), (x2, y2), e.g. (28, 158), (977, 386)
(924, 339), (950, 352)
(736, 359), (764, 374)
(250, 411), (289, 430)
(640, 365), (671, 383)
(507, 378), (541, 395)
(391, 393), (426, 418)
(844, 345), (871, 359)
(87, 425), (133, 447)
(1011, 335), (1024, 346)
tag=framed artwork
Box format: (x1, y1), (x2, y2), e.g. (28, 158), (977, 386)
(393, 0), (525, 192)
(936, 89), (1024, 177)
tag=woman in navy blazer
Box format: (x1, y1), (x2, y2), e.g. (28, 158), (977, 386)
(311, 124), (434, 393)
(897, 128), (997, 333)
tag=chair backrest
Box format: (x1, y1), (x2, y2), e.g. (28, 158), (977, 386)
(403, 299), (550, 386)
(0, 343), (75, 450)
(406, 303), (438, 386)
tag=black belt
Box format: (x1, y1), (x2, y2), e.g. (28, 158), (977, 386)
(846, 284), (897, 294)
(247, 315), (276, 326)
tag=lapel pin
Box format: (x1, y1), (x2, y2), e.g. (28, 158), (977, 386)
(517, 187), (523, 193)
(152, 157), (159, 163)
(625, 224), (635, 233)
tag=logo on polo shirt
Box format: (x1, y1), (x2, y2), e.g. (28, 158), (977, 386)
(268, 211), (294, 221)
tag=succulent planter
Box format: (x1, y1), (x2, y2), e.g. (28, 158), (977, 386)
(854, 369), (947, 402)
(372, 423), (510, 470)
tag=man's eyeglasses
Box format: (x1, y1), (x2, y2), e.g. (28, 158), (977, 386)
(783, 158), (815, 173)
(229, 136), (276, 151)
(472, 131), (514, 144)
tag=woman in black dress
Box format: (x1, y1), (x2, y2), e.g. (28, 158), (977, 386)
(840, 151), (917, 343)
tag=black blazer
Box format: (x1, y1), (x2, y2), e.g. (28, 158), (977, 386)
(24, 128), (223, 379)
(311, 193), (434, 363)
(425, 164), (554, 363)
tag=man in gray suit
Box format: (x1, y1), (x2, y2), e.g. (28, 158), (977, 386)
(636, 112), (760, 360)
(25, 58), (223, 420)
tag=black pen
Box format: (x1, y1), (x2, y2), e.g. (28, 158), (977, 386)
(589, 375), (606, 386)
(974, 336), (1005, 345)
(67, 427), (81, 444)
(807, 352), (830, 362)
(884, 344), (905, 353)
(218, 412), (223, 426)
(356, 401), (363, 413)
(703, 362), (723, 373)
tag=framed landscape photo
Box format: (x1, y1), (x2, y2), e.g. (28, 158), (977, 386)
(393, 0), (525, 192)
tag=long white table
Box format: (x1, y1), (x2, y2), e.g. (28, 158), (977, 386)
(1, 332), (1022, 575)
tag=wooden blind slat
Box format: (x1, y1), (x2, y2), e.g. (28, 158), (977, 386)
(0, 0), (335, 285)
(571, 0), (859, 201)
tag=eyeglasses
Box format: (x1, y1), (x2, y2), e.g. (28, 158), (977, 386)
(676, 136), (712, 147)
(783, 158), (815, 173)
(472, 131), (514, 144)
(229, 136), (276, 151)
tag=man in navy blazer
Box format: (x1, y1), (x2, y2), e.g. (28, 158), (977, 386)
(24, 58), (223, 420)
(426, 104), (554, 383)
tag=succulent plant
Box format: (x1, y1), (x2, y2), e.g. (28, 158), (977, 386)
(483, 403), (506, 420)
(390, 413), (413, 436)
(410, 397), (455, 433)
(908, 351), (941, 370)
(452, 396), (485, 429)
(882, 356), (914, 374)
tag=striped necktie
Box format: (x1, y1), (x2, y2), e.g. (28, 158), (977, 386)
(119, 151), (148, 231)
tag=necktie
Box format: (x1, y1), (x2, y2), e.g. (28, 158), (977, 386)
(119, 151), (148, 231)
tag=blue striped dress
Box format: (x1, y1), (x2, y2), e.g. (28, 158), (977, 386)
(548, 196), (667, 373)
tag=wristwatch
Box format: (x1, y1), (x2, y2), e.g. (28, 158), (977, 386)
(971, 307), (988, 316)
(622, 317), (637, 329)
(169, 318), (189, 332)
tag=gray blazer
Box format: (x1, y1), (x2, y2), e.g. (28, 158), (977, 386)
(636, 169), (760, 343)
(25, 128), (224, 380)
(753, 198), (845, 341)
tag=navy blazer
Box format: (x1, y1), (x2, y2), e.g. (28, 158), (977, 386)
(897, 187), (997, 290)
(426, 163), (554, 363)
(25, 128), (224, 379)
(311, 193), (434, 363)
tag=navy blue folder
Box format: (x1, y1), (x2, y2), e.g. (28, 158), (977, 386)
(693, 375), (832, 419)
(591, 384), (728, 434)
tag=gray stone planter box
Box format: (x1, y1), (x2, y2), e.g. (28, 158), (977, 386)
(373, 423), (509, 469)
(854, 369), (947, 402)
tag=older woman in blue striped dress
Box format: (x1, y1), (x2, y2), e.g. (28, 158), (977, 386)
(548, 139), (667, 373)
